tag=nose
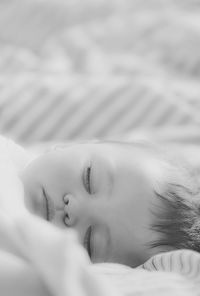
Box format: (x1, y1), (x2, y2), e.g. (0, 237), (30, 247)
(63, 194), (79, 226)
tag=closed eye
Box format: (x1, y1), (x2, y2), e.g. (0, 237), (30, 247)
(84, 226), (92, 258)
(83, 165), (92, 194)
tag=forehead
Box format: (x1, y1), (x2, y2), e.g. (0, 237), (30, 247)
(66, 141), (151, 159)
(79, 141), (157, 173)
(54, 141), (163, 190)
(70, 141), (158, 196)
(58, 141), (159, 181)
(91, 141), (164, 181)
(85, 141), (164, 203)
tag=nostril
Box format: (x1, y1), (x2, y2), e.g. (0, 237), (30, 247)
(63, 214), (70, 226)
(63, 212), (74, 227)
(62, 194), (78, 226)
(63, 195), (69, 205)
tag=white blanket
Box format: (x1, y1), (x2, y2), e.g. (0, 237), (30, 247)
(13, 214), (199, 296)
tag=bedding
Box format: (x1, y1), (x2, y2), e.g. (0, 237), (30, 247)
(0, 0), (200, 145)
(13, 214), (200, 296)
(0, 1), (200, 292)
(0, 135), (200, 296)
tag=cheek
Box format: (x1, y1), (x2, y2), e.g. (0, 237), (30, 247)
(43, 155), (81, 193)
(24, 151), (84, 198)
(119, 167), (153, 210)
(22, 156), (62, 190)
(109, 216), (152, 266)
(109, 224), (143, 266)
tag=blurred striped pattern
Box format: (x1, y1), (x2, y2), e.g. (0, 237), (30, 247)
(0, 0), (200, 144)
(0, 75), (198, 144)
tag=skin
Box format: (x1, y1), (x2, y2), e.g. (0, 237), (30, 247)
(20, 142), (163, 267)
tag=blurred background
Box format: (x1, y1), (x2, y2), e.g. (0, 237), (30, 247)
(0, 0), (200, 156)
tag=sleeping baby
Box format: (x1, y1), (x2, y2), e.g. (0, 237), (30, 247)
(0, 135), (199, 296)
(20, 139), (200, 266)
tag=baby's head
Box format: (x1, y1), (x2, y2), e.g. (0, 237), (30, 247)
(20, 140), (200, 267)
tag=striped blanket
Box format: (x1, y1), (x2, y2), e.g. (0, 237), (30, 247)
(0, 0), (200, 145)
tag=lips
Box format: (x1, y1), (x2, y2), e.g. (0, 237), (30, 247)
(42, 189), (55, 221)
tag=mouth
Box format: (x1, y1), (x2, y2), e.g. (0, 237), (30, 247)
(42, 189), (55, 221)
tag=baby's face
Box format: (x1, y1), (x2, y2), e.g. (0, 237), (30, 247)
(20, 142), (162, 267)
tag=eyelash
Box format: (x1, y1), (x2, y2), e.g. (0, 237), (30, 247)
(84, 166), (92, 194)
(84, 226), (92, 259)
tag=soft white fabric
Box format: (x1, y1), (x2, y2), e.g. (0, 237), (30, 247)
(0, 138), (30, 256)
(0, 135), (32, 172)
(14, 214), (199, 296)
